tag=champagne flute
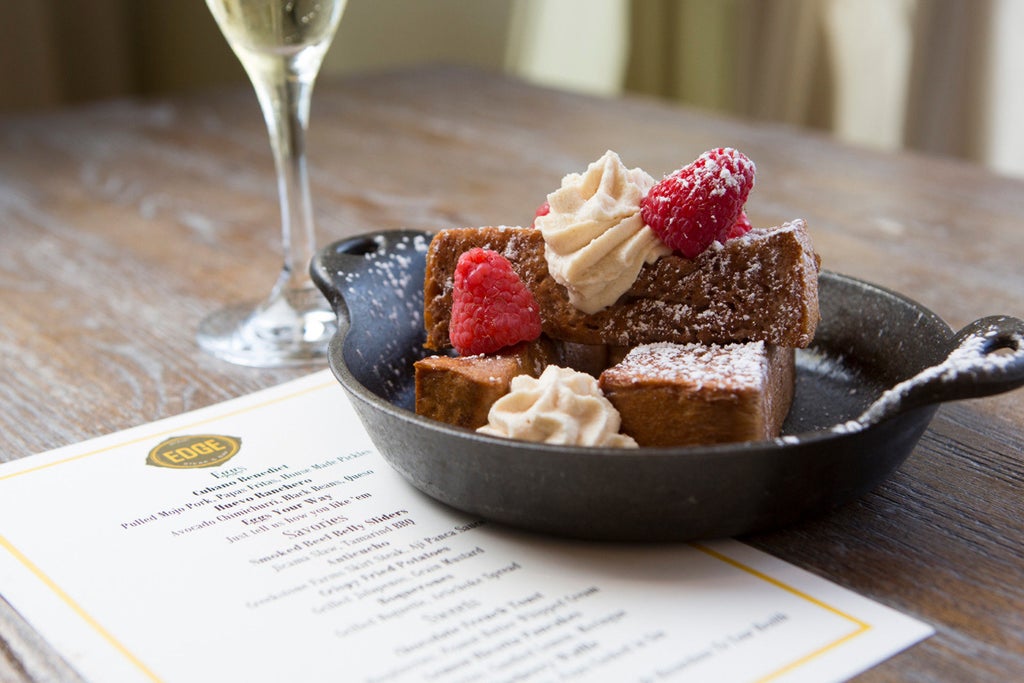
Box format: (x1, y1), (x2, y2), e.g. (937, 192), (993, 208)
(198, 0), (347, 367)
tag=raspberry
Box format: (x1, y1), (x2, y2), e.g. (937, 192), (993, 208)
(531, 200), (550, 227)
(640, 147), (755, 258)
(449, 248), (542, 355)
(726, 210), (753, 240)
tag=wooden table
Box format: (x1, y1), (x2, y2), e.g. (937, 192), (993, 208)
(1, 66), (1022, 681)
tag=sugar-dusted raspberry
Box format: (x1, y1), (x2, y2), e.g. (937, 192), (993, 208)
(449, 248), (542, 355)
(531, 200), (550, 227)
(726, 210), (753, 240)
(640, 147), (755, 258)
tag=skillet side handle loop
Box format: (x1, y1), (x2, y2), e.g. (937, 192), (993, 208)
(310, 234), (385, 327)
(858, 315), (1024, 426)
(945, 315), (1024, 398)
(311, 230), (432, 329)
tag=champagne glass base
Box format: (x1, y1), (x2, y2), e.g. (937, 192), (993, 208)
(197, 289), (337, 368)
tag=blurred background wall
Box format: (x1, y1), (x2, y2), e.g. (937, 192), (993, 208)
(1, 0), (1021, 178)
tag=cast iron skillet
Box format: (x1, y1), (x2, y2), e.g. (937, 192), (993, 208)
(311, 229), (1024, 541)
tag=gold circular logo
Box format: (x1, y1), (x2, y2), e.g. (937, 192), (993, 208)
(146, 435), (242, 469)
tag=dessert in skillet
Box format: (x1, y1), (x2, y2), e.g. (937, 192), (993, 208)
(414, 149), (820, 447)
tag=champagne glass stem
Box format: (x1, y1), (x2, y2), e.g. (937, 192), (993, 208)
(252, 57), (317, 297)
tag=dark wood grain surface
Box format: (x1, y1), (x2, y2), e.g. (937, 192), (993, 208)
(1, 66), (1021, 681)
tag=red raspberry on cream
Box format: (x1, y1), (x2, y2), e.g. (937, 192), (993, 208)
(641, 147), (756, 258)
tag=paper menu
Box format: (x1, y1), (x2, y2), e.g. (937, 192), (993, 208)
(0, 371), (931, 682)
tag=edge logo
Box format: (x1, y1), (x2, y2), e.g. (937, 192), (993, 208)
(146, 435), (242, 470)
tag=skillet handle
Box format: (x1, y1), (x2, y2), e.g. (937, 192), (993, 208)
(310, 229), (432, 327)
(858, 315), (1024, 426)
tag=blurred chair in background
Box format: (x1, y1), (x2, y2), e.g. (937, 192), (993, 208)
(1, 0), (1019, 178)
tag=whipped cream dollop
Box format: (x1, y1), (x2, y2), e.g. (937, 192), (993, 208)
(535, 150), (671, 314)
(477, 365), (638, 448)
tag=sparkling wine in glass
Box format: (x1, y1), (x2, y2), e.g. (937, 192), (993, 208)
(198, 0), (347, 367)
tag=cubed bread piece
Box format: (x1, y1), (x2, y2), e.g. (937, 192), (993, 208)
(599, 342), (795, 447)
(423, 221), (820, 351)
(414, 338), (556, 429)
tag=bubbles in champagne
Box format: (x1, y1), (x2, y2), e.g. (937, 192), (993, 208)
(206, 0), (347, 55)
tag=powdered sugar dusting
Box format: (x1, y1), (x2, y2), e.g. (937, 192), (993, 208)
(831, 420), (864, 435)
(607, 341), (769, 392)
(682, 147), (755, 198)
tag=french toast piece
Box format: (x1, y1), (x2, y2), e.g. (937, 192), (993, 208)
(423, 221), (820, 351)
(599, 342), (795, 447)
(414, 338), (556, 429)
